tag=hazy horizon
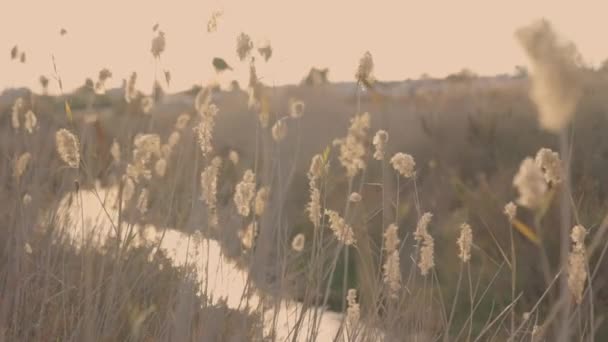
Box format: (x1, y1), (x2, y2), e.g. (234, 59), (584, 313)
(2, 0), (607, 94)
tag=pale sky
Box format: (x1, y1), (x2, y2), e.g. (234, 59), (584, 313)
(1, 0), (607, 94)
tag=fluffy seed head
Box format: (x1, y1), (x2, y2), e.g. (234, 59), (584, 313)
(229, 150), (239, 165)
(234, 170), (256, 217)
(414, 212), (433, 242)
(308, 154), (324, 181)
(272, 119), (288, 142)
(568, 225), (587, 304)
(535, 148), (563, 184)
(55, 129), (80, 168)
(383, 224), (401, 296)
(137, 188), (149, 215)
(125, 72), (138, 103)
(154, 158), (167, 177)
(355, 51), (374, 85)
(504, 201), (517, 221)
(14, 152), (31, 180)
(349, 192), (362, 203)
(513, 157), (547, 209)
(141, 96), (154, 114)
(207, 10), (222, 33)
(372, 130), (389, 160)
(346, 288), (360, 329)
(24, 110), (37, 134)
(307, 186), (322, 228)
(110, 140), (121, 163)
(516, 19), (583, 132)
(168, 131), (181, 148)
(236, 32), (253, 61)
(239, 223), (256, 250)
(254, 186), (270, 216)
(289, 98), (305, 118)
(201, 157), (222, 227)
(291, 233), (305, 252)
(151, 31), (166, 58)
(194, 103), (219, 157)
(457, 223), (473, 263)
(11, 97), (23, 130)
(415, 213), (435, 276)
(334, 112), (370, 178)
(391, 153), (415, 178)
(325, 209), (356, 245)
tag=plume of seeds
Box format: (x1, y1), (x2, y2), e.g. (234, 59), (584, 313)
(289, 98), (305, 119)
(168, 131), (180, 148)
(457, 223), (473, 263)
(207, 10), (223, 33)
(254, 186), (270, 216)
(346, 289), (360, 330)
(415, 212), (434, 276)
(24, 110), (37, 134)
(193, 103), (219, 157)
(110, 140), (121, 163)
(239, 223), (256, 250)
(201, 157), (222, 227)
(95, 68), (112, 94)
(307, 154), (324, 227)
(325, 209), (356, 245)
(291, 233), (305, 252)
(349, 192), (362, 203)
(513, 157), (547, 209)
(333, 112), (370, 179)
(355, 51), (374, 86)
(11, 97), (23, 130)
(195, 87), (212, 112)
(390, 153), (415, 178)
(136, 188), (149, 215)
(151, 31), (166, 58)
(236, 32), (254, 61)
(154, 158), (167, 177)
(14, 152), (32, 181)
(55, 129), (80, 168)
(534, 148), (563, 185)
(125, 72), (138, 103)
(140, 97), (154, 114)
(272, 118), (288, 142)
(515, 19), (583, 133)
(24, 243), (32, 254)
(22, 194), (32, 206)
(234, 170), (256, 217)
(383, 224), (401, 297)
(372, 130), (389, 160)
(229, 150), (239, 165)
(568, 225), (588, 304)
(126, 134), (161, 182)
(504, 201), (517, 222)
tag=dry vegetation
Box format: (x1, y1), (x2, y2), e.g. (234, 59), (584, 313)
(2, 17), (608, 342)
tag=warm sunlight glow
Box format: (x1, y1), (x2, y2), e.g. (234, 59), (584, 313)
(1, 0), (607, 93)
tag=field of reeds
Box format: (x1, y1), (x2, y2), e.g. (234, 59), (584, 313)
(2, 17), (608, 341)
